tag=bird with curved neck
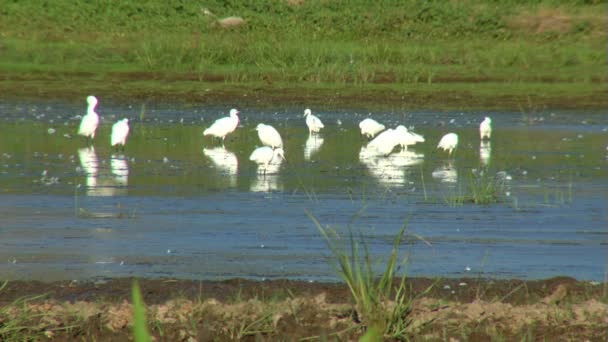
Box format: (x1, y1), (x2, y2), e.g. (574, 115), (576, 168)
(303, 109), (324, 135)
(78, 95), (100, 143)
(480, 116), (492, 140)
(203, 108), (240, 146)
(111, 118), (130, 151)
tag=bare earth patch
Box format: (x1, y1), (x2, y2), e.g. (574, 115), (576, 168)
(0, 277), (606, 340)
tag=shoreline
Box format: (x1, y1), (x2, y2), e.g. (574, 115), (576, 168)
(1, 73), (606, 111)
(0, 276), (605, 340)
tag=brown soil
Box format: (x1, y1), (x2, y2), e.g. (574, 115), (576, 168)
(1, 71), (607, 111)
(0, 277), (606, 341)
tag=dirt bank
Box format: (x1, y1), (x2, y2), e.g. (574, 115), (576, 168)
(0, 277), (605, 341)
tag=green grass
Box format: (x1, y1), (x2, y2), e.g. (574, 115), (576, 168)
(0, 0), (605, 108)
(308, 210), (434, 338)
(132, 281), (152, 342)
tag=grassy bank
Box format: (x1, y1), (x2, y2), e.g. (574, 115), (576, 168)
(0, 0), (606, 109)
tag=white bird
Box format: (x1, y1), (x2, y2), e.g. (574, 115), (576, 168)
(111, 118), (130, 149)
(480, 116), (492, 140)
(78, 95), (100, 140)
(250, 146), (285, 175)
(303, 109), (324, 135)
(394, 125), (425, 149)
(359, 118), (385, 138)
(437, 133), (459, 156)
(203, 108), (240, 144)
(255, 123), (283, 149)
(366, 129), (400, 156)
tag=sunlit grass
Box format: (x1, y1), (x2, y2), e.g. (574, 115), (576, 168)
(307, 210), (434, 338)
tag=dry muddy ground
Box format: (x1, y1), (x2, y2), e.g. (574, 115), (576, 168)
(0, 277), (606, 341)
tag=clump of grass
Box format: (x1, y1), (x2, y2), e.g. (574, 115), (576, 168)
(307, 210), (433, 338)
(468, 170), (506, 205)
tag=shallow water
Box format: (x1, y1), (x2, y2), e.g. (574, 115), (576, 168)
(0, 102), (607, 281)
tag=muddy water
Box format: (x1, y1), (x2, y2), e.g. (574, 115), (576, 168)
(0, 102), (606, 281)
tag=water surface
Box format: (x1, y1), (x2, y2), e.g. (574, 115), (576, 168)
(0, 102), (606, 281)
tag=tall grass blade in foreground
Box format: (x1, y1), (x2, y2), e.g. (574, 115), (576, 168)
(132, 280), (152, 342)
(306, 210), (431, 338)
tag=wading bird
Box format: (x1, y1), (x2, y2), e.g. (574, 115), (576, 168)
(366, 129), (400, 156)
(111, 118), (130, 150)
(480, 116), (492, 140)
(203, 108), (240, 145)
(437, 133), (459, 156)
(303, 109), (324, 135)
(255, 123), (283, 149)
(394, 125), (425, 149)
(359, 118), (385, 138)
(249, 146), (285, 176)
(78, 95), (100, 142)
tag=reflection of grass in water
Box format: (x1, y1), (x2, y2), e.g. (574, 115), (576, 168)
(307, 210), (434, 338)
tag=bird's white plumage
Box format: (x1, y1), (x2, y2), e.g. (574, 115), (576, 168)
(437, 133), (459, 155)
(394, 125), (425, 148)
(303, 109), (324, 134)
(78, 96), (100, 139)
(111, 118), (130, 147)
(203, 109), (240, 142)
(480, 116), (492, 140)
(249, 146), (285, 174)
(256, 123), (283, 149)
(359, 118), (385, 138)
(366, 129), (400, 156)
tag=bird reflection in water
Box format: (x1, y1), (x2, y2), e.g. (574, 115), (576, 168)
(203, 147), (238, 187)
(432, 161), (458, 184)
(480, 140), (491, 166)
(359, 147), (423, 186)
(304, 135), (324, 161)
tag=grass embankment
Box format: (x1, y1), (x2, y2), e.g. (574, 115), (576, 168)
(0, 1), (606, 109)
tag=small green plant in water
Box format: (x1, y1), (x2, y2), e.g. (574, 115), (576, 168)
(307, 210), (433, 339)
(468, 170), (506, 205)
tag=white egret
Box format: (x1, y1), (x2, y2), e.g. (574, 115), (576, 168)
(366, 129), (400, 156)
(203, 108), (240, 144)
(359, 118), (385, 138)
(249, 146), (285, 175)
(437, 133), (459, 156)
(111, 118), (130, 149)
(480, 116), (492, 140)
(394, 125), (425, 149)
(78, 95), (100, 141)
(255, 123), (283, 149)
(303, 109), (324, 134)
